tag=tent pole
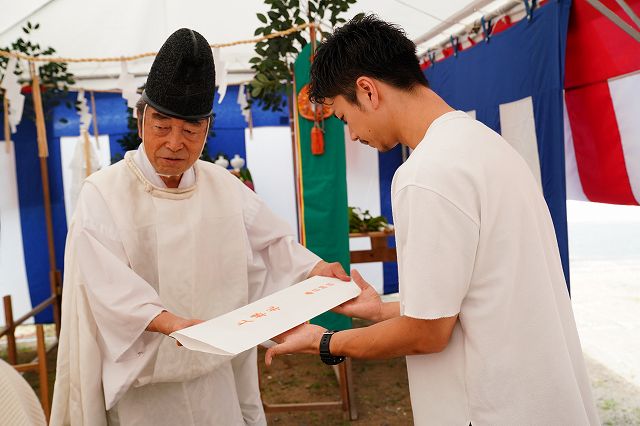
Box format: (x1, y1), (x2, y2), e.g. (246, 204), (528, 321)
(3, 94), (11, 153)
(585, 0), (640, 42)
(616, 0), (640, 29)
(413, 0), (498, 46)
(82, 129), (92, 178)
(90, 91), (101, 149)
(29, 61), (62, 335)
(290, 66), (305, 245)
(414, 0), (522, 52)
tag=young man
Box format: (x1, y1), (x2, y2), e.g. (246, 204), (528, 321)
(267, 15), (599, 425)
(50, 28), (348, 426)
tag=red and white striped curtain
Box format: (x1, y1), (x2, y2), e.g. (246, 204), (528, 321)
(564, 0), (640, 205)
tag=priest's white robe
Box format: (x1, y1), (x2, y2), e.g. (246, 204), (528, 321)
(50, 148), (321, 425)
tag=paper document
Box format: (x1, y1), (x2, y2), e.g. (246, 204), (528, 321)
(170, 276), (360, 355)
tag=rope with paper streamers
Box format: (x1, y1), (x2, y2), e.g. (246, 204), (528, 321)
(0, 23), (314, 63)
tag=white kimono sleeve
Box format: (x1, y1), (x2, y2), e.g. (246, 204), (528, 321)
(72, 183), (166, 362)
(240, 183), (321, 301)
(230, 182), (321, 426)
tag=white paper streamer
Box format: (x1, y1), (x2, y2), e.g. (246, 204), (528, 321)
(0, 56), (26, 134)
(76, 90), (92, 131)
(69, 131), (101, 210)
(237, 84), (251, 124)
(213, 47), (228, 103)
(116, 61), (139, 117)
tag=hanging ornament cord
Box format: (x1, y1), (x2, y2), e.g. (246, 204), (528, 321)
(309, 22), (325, 156)
(0, 23), (315, 64)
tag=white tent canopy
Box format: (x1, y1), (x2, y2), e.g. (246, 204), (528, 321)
(0, 0), (512, 90)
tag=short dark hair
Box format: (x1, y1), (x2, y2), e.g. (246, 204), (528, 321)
(309, 15), (429, 105)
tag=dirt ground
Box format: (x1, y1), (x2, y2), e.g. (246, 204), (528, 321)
(259, 348), (413, 426)
(2, 322), (640, 425)
(260, 343), (640, 426)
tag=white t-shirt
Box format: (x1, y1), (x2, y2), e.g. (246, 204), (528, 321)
(392, 111), (599, 426)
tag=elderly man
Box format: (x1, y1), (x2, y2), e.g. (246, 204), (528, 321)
(50, 28), (347, 426)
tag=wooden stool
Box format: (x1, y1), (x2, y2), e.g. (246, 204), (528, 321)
(2, 294), (57, 422)
(261, 356), (357, 420)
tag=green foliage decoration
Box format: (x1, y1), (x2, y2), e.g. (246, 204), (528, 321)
(0, 22), (76, 122)
(249, 0), (358, 112)
(348, 206), (392, 233)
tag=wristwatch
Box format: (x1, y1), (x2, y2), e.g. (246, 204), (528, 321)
(319, 330), (345, 365)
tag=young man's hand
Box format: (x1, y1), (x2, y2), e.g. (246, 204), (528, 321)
(265, 323), (326, 366)
(332, 269), (384, 322)
(307, 260), (350, 281)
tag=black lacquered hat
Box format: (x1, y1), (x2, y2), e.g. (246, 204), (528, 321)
(141, 28), (215, 120)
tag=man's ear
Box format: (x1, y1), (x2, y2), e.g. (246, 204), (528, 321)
(137, 118), (143, 140)
(355, 76), (380, 109)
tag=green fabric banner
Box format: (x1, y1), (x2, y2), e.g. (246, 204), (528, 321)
(294, 44), (351, 331)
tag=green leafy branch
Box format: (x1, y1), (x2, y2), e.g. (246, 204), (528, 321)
(0, 22), (76, 121)
(250, 0), (357, 112)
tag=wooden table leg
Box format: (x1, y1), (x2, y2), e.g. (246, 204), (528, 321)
(36, 325), (50, 421)
(3, 295), (17, 365)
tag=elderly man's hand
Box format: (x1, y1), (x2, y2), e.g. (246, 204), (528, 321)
(147, 311), (203, 337)
(307, 260), (350, 281)
(265, 323), (327, 366)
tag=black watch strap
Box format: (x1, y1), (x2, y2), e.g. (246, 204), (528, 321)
(319, 330), (345, 365)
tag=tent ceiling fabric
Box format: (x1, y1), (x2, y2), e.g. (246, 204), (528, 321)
(0, 0), (51, 36)
(1, 0), (500, 90)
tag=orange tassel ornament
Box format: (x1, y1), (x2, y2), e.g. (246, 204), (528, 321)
(311, 126), (324, 155)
